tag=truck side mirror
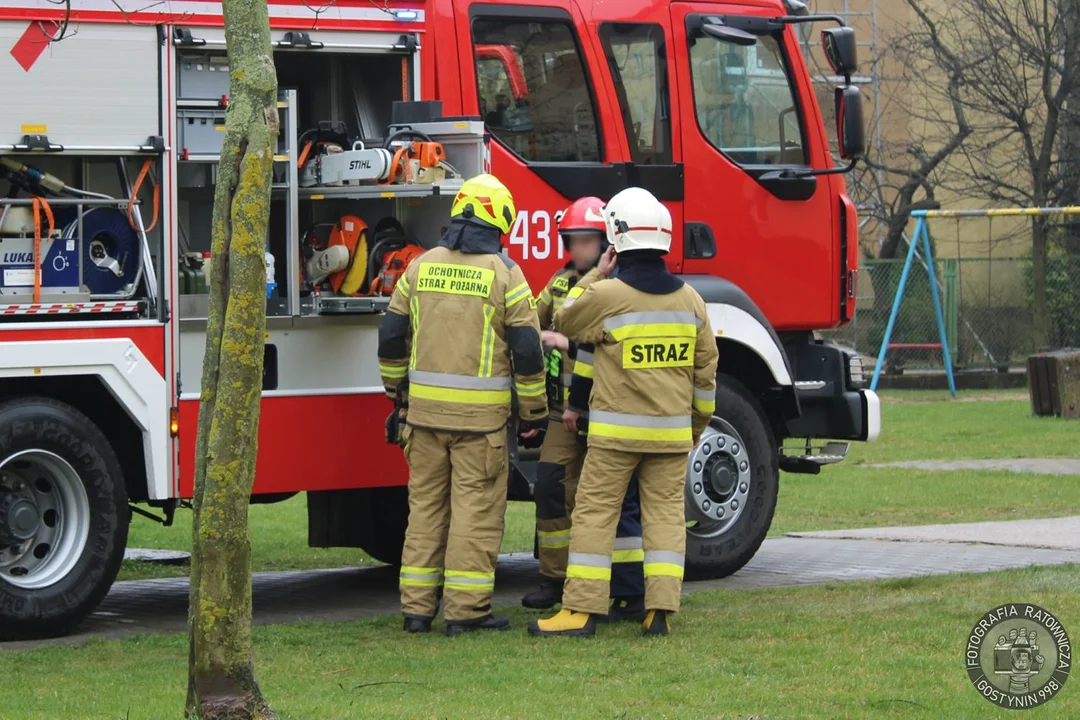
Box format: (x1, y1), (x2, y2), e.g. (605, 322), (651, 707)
(834, 85), (865, 160)
(702, 22), (758, 47)
(821, 27), (858, 75)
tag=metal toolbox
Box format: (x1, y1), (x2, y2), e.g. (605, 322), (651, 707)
(177, 53), (231, 100)
(178, 109), (227, 157)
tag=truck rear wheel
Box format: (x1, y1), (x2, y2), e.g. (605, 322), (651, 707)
(684, 375), (778, 580)
(0, 398), (128, 640)
(356, 486), (408, 566)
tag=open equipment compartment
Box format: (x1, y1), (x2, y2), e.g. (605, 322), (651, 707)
(173, 26), (487, 321)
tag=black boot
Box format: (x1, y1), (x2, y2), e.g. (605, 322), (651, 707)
(403, 614), (434, 633)
(603, 596), (646, 624)
(521, 577), (564, 609)
(642, 609), (670, 636)
(445, 614), (512, 637)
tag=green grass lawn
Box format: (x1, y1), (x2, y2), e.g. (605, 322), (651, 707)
(8, 564), (1079, 719)
(119, 393), (1080, 581)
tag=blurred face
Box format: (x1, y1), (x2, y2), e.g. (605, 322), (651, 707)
(565, 231), (604, 271)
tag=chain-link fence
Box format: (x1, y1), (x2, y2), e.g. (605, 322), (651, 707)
(822, 254), (1080, 372)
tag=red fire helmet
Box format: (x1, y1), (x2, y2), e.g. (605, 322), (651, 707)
(555, 196), (607, 248)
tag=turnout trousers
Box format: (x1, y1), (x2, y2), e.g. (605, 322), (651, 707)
(534, 419), (645, 598)
(562, 448), (686, 615)
(399, 426), (508, 622)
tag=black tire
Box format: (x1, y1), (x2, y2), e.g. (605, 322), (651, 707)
(0, 398), (128, 641)
(684, 375), (779, 580)
(356, 486), (409, 565)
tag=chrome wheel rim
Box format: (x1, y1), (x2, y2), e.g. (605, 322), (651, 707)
(685, 418), (751, 540)
(0, 450), (90, 590)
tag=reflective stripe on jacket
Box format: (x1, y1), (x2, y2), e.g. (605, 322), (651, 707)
(553, 268), (719, 452)
(378, 246), (548, 433)
(536, 265), (583, 417)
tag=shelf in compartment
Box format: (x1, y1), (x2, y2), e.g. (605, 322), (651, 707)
(176, 99), (227, 110)
(177, 293), (289, 320)
(291, 181), (465, 202)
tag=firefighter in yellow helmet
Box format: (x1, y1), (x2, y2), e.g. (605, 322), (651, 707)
(378, 173), (548, 636)
(529, 187), (719, 637)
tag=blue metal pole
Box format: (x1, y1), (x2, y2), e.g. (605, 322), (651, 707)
(920, 219), (957, 396)
(870, 216), (924, 391)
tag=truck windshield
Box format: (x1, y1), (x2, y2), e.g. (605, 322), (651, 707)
(688, 33), (807, 167)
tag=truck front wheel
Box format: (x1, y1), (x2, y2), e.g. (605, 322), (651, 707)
(684, 375), (779, 580)
(0, 398), (128, 641)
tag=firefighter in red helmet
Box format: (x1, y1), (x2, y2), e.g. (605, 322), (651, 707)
(523, 196), (646, 622)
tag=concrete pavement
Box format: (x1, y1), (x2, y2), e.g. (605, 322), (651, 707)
(6, 524), (1080, 651)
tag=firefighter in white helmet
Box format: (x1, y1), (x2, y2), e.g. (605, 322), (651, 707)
(378, 173), (548, 636)
(529, 187), (719, 637)
(523, 197), (646, 622)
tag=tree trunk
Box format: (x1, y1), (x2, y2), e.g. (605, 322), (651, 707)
(186, 0), (278, 717)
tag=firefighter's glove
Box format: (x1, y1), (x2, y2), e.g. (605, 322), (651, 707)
(517, 420), (546, 449)
(385, 409), (407, 447)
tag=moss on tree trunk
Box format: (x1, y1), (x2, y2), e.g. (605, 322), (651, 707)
(186, 0), (278, 717)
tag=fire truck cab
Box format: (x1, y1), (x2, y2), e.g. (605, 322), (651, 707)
(0, 0), (878, 640)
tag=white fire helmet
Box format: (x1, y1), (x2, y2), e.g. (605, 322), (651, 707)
(604, 187), (672, 254)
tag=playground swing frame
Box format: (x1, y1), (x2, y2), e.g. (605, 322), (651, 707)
(869, 206), (1080, 398)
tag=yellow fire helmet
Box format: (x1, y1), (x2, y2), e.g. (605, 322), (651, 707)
(449, 173), (517, 234)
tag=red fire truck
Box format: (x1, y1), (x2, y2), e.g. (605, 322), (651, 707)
(0, 0), (879, 640)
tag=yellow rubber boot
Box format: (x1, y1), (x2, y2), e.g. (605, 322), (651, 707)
(527, 608), (597, 637)
(642, 610), (670, 636)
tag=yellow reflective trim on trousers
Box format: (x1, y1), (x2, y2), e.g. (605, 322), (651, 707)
(573, 360), (594, 378)
(505, 281), (532, 308)
(567, 564), (612, 581)
(479, 304), (495, 377)
(694, 397), (716, 414)
(612, 549), (645, 563)
(400, 565), (442, 587)
(609, 323), (698, 342)
(409, 383), (511, 405)
(444, 569), (495, 592)
(643, 562), (685, 579)
(445, 582), (495, 591)
(538, 529), (571, 548)
(588, 423), (692, 443)
(445, 570), (494, 579)
(409, 295), (420, 369)
(515, 379), (546, 397)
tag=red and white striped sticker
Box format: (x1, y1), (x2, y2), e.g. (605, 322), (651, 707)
(0, 301), (141, 316)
